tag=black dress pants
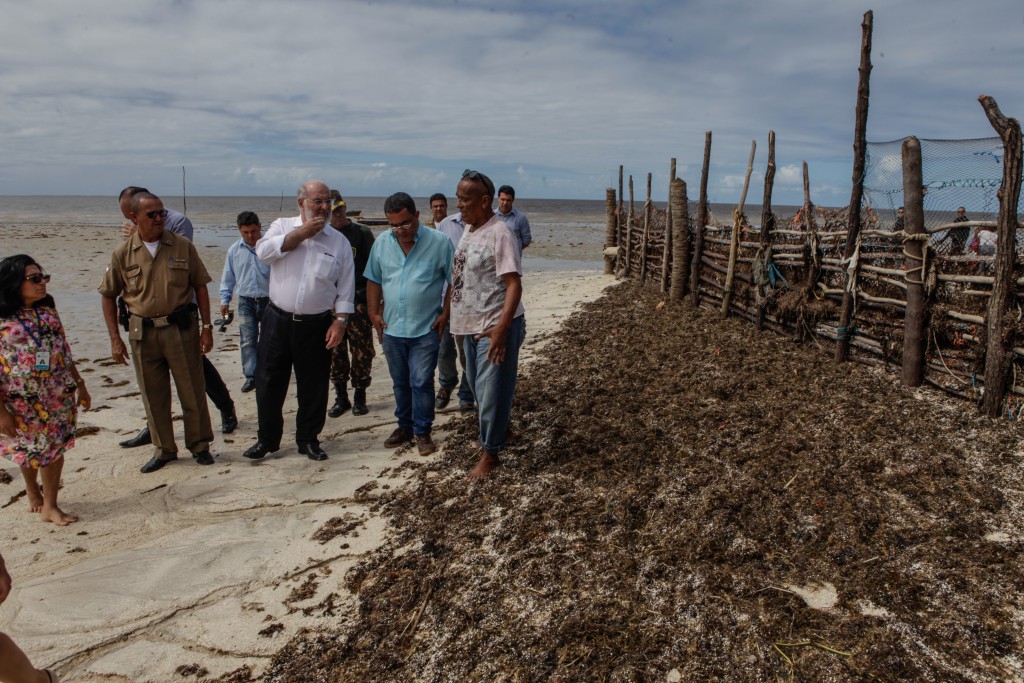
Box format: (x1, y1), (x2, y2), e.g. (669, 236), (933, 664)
(255, 305), (332, 450)
(202, 356), (233, 413)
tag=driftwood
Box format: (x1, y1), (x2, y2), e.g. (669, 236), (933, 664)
(661, 158), (676, 293)
(624, 176), (635, 277)
(979, 94), (1023, 416)
(639, 173), (652, 286)
(755, 130), (777, 330)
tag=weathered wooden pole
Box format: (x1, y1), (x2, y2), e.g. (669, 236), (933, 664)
(604, 188), (617, 274)
(624, 175), (635, 277)
(639, 173), (653, 286)
(979, 94), (1023, 417)
(835, 10), (874, 362)
(661, 158), (677, 293)
(755, 130), (777, 330)
(616, 165), (624, 272)
(669, 177), (690, 301)
(801, 162), (819, 293)
(691, 131), (712, 306)
(722, 140), (757, 317)
(901, 137), (927, 387)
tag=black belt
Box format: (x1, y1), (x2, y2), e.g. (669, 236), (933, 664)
(269, 302), (332, 322)
(133, 305), (195, 328)
(241, 295), (270, 302)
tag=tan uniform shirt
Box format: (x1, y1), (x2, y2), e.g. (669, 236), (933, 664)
(98, 231), (212, 317)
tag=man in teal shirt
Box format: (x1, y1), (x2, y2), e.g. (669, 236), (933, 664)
(365, 192), (454, 456)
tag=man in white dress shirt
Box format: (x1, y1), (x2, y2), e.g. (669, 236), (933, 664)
(243, 180), (355, 462)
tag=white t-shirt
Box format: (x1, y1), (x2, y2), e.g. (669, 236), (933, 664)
(449, 215), (525, 336)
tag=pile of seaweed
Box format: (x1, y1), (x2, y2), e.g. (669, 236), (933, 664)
(256, 282), (1024, 682)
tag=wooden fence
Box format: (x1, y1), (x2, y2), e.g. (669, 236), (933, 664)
(604, 104), (1024, 418)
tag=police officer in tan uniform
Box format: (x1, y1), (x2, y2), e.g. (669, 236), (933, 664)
(99, 191), (216, 473)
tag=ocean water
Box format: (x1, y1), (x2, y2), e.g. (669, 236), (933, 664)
(0, 195), (617, 269)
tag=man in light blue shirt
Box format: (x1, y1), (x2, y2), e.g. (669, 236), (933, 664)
(496, 184), (532, 254)
(220, 211), (272, 393)
(365, 192), (454, 456)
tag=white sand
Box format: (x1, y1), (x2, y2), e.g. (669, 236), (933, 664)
(0, 224), (612, 682)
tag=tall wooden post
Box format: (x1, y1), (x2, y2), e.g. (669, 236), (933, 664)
(669, 178), (690, 301)
(604, 188), (617, 274)
(722, 140), (756, 317)
(691, 131), (712, 306)
(979, 95), (1023, 417)
(615, 165), (624, 273)
(755, 131), (777, 330)
(640, 173), (653, 286)
(835, 10), (874, 362)
(802, 162), (819, 293)
(661, 158), (677, 293)
(624, 176), (635, 277)
(901, 137), (927, 387)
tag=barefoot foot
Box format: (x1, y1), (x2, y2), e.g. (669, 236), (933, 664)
(40, 506), (78, 526)
(466, 450), (500, 480)
(26, 486), (43, 513)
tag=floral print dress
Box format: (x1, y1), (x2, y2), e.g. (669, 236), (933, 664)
(0, 306), (77, 468)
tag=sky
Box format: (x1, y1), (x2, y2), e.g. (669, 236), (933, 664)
(1, 0), (1022, 206)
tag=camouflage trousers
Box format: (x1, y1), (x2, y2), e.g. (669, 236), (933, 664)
(330, 310), (375, 389)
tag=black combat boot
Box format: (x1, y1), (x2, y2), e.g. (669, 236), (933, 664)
(352, 387), (368, 416)
(328, 382), (351, 418)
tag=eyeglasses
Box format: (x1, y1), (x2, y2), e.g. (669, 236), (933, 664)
(25, 273), (51, 284)
(305, 198), (332, 206)
(145, 209), (169, 220)
(389, 220), (415, 231)
(462, 169), (495, 197)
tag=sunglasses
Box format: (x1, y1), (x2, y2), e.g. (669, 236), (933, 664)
(145, 209), (169, 220)
(462, 169), (495, 197)
(25, 273), (51, 284)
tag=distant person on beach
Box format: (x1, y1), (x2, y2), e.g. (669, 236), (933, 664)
(0, 255), (89, 525)
(893, 206), (905, 232)
(242, 180), (354, 463)
(0, 552), (60, 682)
(452, 170), (526, 480)
(219, 211), (271, 393)
(426, 193), (448, 229)
(942, 206), (972, 254)
(327, 194), (375, 419)
(116, 187), (237, 448)
(366, 192), (453, 456)
(99, 191), (216, 473)
(433, 209), (474, 415)
(495, 185), (532, 254)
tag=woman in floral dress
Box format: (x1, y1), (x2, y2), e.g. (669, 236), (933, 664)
(0, 255), (89, 526)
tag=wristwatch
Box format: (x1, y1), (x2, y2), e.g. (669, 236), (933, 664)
(202, 323), (214, 330)
(335, 315), (349, 323)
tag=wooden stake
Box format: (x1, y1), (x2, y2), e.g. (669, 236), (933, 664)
(625, 176), (635, 277)
(616, 165), (624, 273)
(979, 94), (1023, 417)
(801, 162), (818, 294)
(640, 173), (652, 286)
(901, 136), (927, 387)
(691, 131), (712, 306)
(604, 188), (617, 274)
(670, 177), (690, 300)
(755, 130), (777, 330)
(661, 158), (677, 293)
(835, 10), (874, 362)
(722, 140), (756, 317)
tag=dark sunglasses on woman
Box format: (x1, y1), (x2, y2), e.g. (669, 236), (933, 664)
(25, 273), (51, 284)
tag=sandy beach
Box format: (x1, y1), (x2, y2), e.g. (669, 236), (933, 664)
(0, 223), (613, 682)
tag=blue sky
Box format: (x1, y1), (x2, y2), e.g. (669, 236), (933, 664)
(0, 0), (1021, 205)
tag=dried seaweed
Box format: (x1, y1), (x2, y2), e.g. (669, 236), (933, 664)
(261, 281), (1024, 683)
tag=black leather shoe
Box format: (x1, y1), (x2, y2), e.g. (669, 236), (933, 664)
(352, 388), (368, 416)
(140, 455), (175, 473)
(241, 378), (256, 393)
(298, 442), (328, 461)
(193, 451), (215, 465)
(243, 442), (275, 460)
(120, 426), (152, 449)
(221, 407), (238, 434)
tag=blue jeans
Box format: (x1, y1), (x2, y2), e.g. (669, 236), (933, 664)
(237, 296), (269, 379)
(438, 323), (474, 405)
(464, 316), (526, 455)
(382, 331), (440, 435)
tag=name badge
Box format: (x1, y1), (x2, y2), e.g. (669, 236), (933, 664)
(35, 351), (50, 371)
